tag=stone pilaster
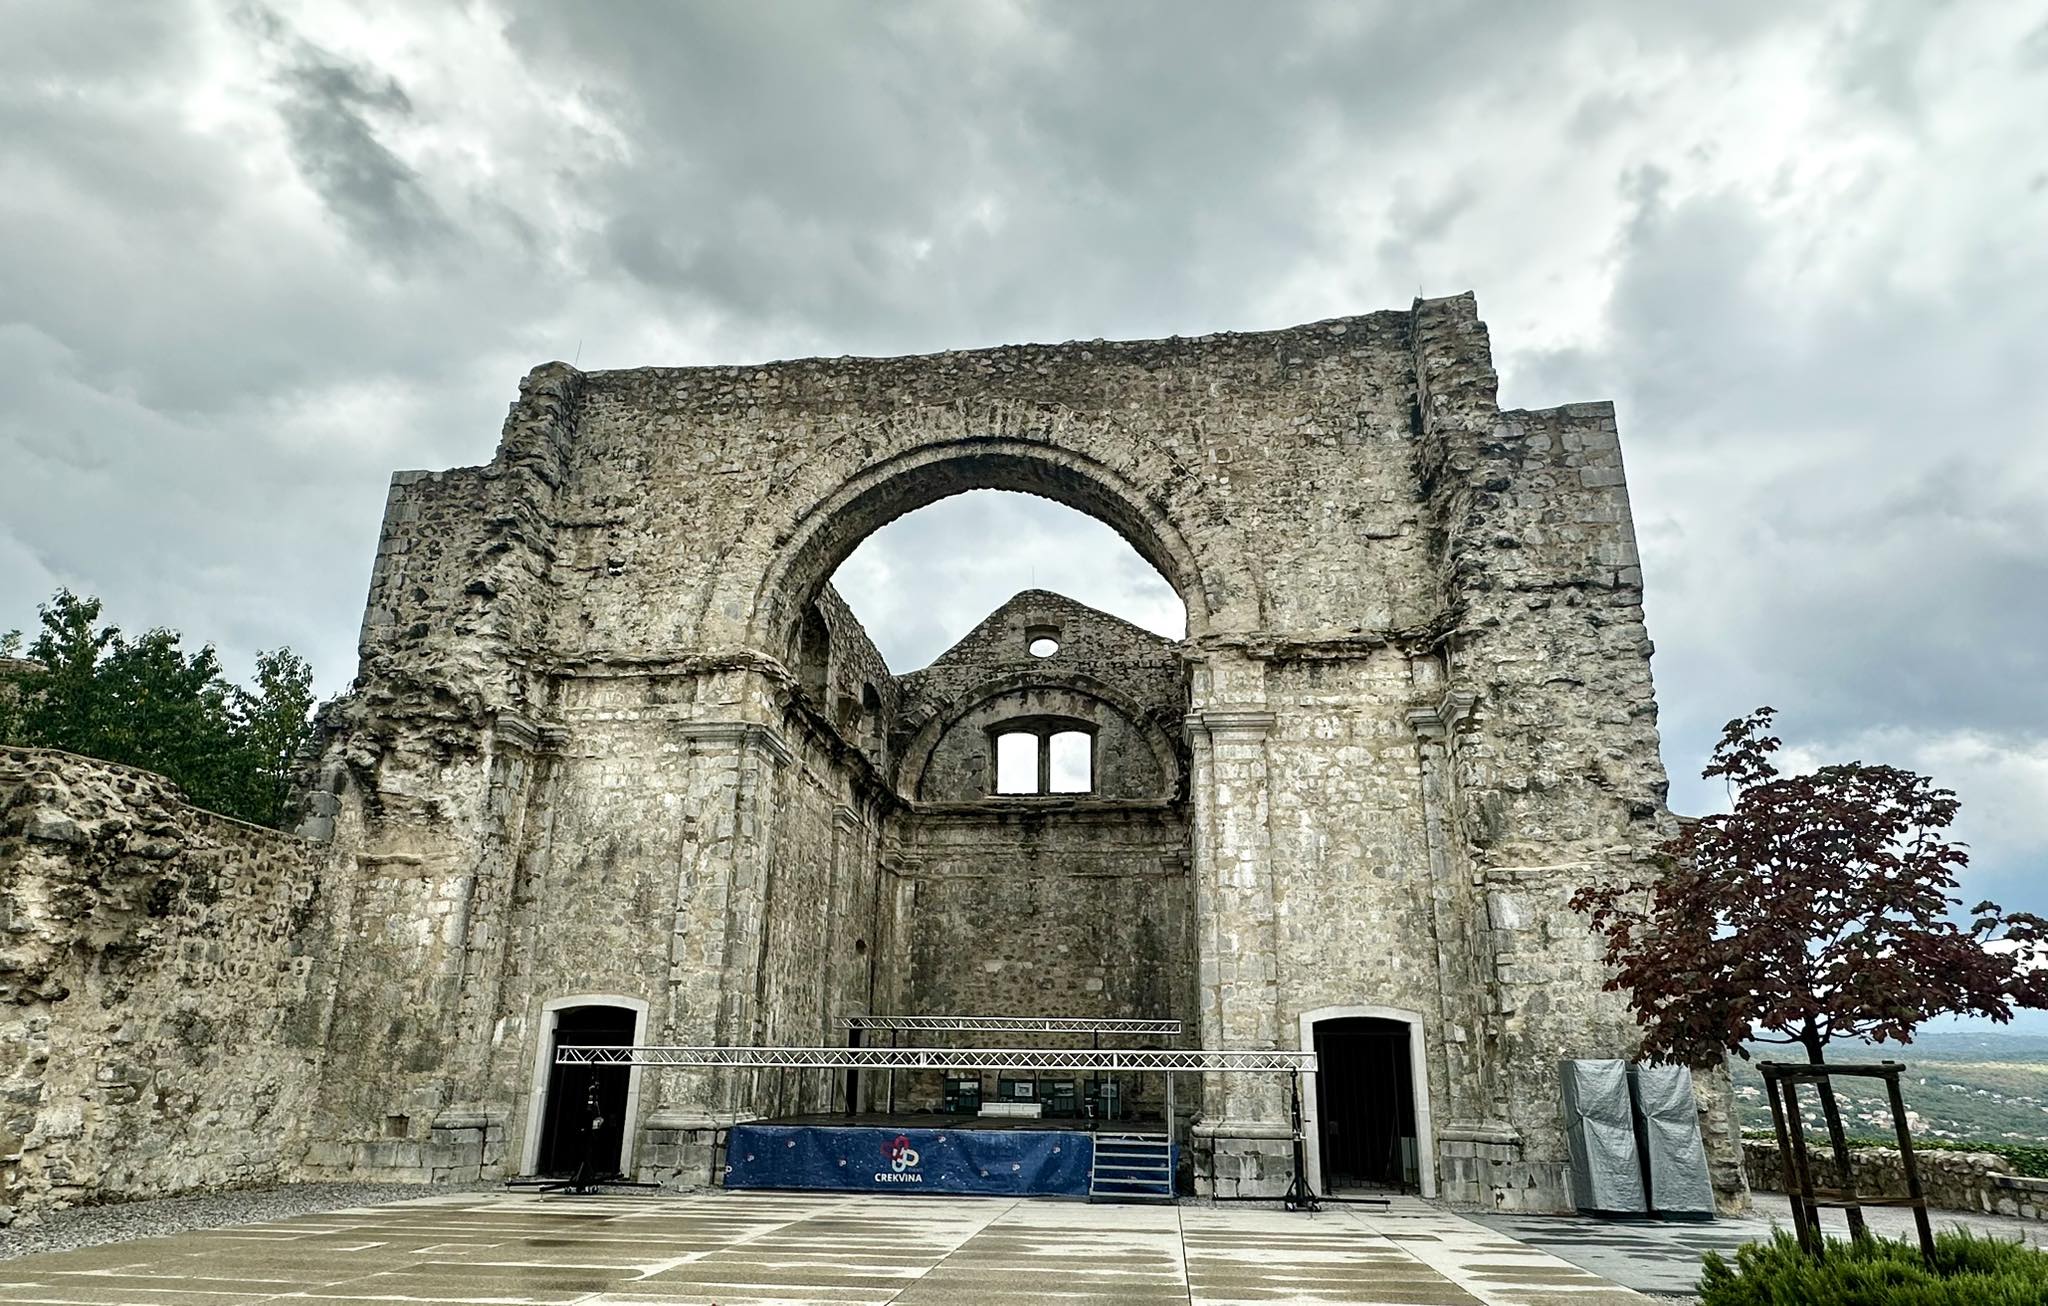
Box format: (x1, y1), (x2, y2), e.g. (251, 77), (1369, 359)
(1408, 680), (1494, 1114)
(1184, 654), (1291, 1195)
(655, 718), (794, 1122)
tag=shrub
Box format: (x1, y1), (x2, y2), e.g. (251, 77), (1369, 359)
(1699, 1228), (2048, 1305)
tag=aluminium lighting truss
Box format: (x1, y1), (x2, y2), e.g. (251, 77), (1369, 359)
(840, 1014), (1182, 1036)
(556, 1044), (1314, 1073)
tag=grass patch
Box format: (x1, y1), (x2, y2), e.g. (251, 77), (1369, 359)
(1700, 1228), (2048, 1304)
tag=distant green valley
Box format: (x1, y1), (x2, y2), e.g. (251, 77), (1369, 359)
(1729, 1032), (2048, 1144)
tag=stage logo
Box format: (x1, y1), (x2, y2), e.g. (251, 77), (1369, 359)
(875, 1133), (923, 1182)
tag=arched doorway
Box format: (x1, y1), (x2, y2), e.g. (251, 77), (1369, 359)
(1300, 1005), (1435, 1197)
(522, 996), (648, 1179)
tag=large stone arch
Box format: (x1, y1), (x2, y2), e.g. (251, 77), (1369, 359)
(722, 429), (1253, 661)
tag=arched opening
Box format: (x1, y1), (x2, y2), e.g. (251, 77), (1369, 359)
(829, 489), (1185, 673)
(739, 461), (1203, 1136)
(1300, 1006), (1435, 1198)
(859, 681), (883, 757)
(749, 442), (1213, 664)
(523, 996), (648, 1180)
(795, 604), (831, 702)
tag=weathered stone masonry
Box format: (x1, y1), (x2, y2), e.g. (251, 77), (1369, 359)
(0, 293), (1748, 1216)
(0, 749), (325, 1220)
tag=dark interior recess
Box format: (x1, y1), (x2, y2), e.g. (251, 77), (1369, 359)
(1314, 1016), (1418, 1191)
(537, 1004), (637, 1177)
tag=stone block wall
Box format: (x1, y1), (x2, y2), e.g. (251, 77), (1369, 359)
(891, 807), (1192, 1095)
(1403, 295), (1703, 1209)
(1744, 1141), (2048, 1222)
(0, 748), (324, 1222)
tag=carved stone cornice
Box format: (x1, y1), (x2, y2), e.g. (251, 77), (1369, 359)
(676, 720), (795, 767)
(1407, 691), (1478, 740)
(492, 711), (568, 755)
(1188, 619), (1450, 662)
(832, 803), (863, 833)
(1183, 707), (1277, 744)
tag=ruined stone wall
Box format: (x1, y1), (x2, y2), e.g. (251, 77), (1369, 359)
(1745, 1141), (2044, 1221)
(797, 585), (899, 773)
(277, 295), (1715, 1209)
(898, 590), (1184, 804)
(876, 587), (1194, 1115)
(292, 365), (592, 1179)
(896, 592), (1183, 733)
(0, 749), (323, 1221)
(300, 663), (889, 1183)
(499, 313), (1438, 668)
(896, 808), (1191, 1022)
(1407, 294), (1700, 1210)
(890, 805), (1192, 1113)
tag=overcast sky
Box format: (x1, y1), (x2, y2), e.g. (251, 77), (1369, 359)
(4, 2), (2045, 971)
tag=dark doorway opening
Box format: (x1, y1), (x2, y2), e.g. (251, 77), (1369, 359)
(1314, 1016), (1418, 1191)
(537, 1004), (637, 1178)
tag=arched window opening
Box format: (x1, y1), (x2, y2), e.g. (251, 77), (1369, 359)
(988, 720), (1096, 797)
(859, 682), (883, 753)
(1048, 730), (1091, 793)
(994, 731), (1039, 794)
(795, 604), (831, 702)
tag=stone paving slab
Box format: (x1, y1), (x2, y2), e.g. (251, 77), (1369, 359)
(0, 1192), (1645, 1306)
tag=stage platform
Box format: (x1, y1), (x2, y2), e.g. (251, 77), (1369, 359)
(758, 1110), (1164, 1133)
(726, 1114), (1171, 1198)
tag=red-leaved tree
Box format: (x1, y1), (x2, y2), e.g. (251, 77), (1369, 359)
(1572, 708), (2048, 1184)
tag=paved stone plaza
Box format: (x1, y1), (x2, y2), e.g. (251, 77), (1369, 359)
(0, 1191), (1648, 1305)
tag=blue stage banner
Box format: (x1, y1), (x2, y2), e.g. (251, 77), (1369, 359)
(725, 1124), (1094, 1197)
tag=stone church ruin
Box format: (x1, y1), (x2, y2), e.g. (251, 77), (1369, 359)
(0, 293), (1746, 1219)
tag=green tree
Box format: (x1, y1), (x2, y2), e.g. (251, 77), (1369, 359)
(11, 590), (122, 757)
(0, 628), (26, 742)
(0, 589), (316, 829)
(232, 648), (316, 827)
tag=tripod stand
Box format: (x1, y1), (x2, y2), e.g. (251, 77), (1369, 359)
(1283, 1070), (1321, 1212)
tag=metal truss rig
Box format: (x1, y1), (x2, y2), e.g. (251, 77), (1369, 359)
(840, 1015), (1183, 1036)
(556, 1044), (1315, 1073)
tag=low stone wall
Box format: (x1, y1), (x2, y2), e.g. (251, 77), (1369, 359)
(1744, 1140), (2048, 1221)
(0, 748), (326, 1223)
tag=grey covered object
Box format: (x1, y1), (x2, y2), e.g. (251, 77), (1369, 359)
(1560, 1058), (1647, 1214)
(1630, 1062), (1717, 1215)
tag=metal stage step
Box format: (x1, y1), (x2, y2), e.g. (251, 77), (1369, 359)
(1089, 1132), (1174, 1201)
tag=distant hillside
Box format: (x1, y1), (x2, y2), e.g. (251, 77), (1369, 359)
(1729, 1032), (2048, 1143)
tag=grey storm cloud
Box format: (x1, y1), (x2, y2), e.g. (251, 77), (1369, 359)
(269, 42), (449, 258)
(1, 0), (2044, 920)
